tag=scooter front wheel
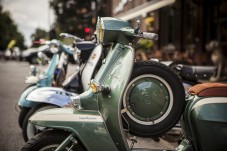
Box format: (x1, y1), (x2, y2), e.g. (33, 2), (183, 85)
(121, 61), (185, 137)
(18, 107), (30, 129)
(21, 130), (86, 151)
(18, 84), (36, 128)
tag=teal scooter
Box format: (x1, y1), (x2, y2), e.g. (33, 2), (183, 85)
(17, 36), (95, 128)
(22, 17), (187, 150)
(21, 41), (104, 141)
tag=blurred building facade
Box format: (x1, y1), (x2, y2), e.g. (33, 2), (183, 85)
(111, 0), (227, 64)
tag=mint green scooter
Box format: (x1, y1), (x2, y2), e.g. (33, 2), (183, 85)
(22, 17), (187, 151)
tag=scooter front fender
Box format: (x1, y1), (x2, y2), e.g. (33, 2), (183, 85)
(18, 85), (39, 108)
(29, 108), (118, 151)
(26, 87), (77, 107)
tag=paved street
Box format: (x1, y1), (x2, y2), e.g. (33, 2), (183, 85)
(0, 60), (80, 151)
(0, 61), (29, 151)
(0, 61), (178, 151)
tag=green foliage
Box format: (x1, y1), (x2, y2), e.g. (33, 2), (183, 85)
(137, 39), (154, 52)
(31, 28), (49, 41)
(50, 0), (108, 40)
(0, 4), (25, 50)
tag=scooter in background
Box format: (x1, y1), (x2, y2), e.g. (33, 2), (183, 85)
(162, 61), (216, 92)
(21, 17), (187, 150)
(171, 63), (216, 92)
(18, 36), (95, 128)
(21, 35), (105, 141)
(23, 40), (66, 86)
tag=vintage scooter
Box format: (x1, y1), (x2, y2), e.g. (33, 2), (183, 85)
(18, 36), (95, 128)
(21, 17), (187, 150)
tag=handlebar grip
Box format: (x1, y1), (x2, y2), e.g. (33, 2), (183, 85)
(142, 32), (158, 40)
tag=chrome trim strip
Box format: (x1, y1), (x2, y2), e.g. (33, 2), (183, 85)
(192, 97), (227, 109)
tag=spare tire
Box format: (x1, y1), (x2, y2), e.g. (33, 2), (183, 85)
(121, 61), (185, 137)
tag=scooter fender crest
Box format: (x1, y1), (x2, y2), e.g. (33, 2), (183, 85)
(26, 87), (77, 107)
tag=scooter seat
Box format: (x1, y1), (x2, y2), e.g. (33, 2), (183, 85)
(176, 64), (216, 80)
(188, 83), (227, 97)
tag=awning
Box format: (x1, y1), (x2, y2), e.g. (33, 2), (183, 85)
(115, 0), (176, 21)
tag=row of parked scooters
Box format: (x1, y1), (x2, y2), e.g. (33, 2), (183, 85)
(17, 17), (227, 151)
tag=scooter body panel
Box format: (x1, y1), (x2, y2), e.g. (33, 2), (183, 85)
(183, 96), (227, 151)
(81, 44), (103, 91)
(26, 87), (77, 107)
(94, 43), (134, 150)
(29, 108), (118, 151)
(37, 53), (59, 87)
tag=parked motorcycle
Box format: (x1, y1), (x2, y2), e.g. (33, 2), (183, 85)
(21, 17), (187, 150)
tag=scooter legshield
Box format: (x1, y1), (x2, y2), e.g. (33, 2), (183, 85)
(94, 44), (135, 151)
(26, 87), (77, 107)
(29, 108), (118, 151)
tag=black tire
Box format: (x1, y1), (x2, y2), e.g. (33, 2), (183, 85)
(121, 61), (185, 137)
(22, 104), (58, 142)
(18, 107), (30, 128)
(18, 84), (36, 128)
(21, 130), (86, 151)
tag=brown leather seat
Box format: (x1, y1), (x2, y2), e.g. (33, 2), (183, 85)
(188, 83), (227, 97)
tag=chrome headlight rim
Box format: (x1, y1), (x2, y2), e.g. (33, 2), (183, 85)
(97, 18), (104, 44)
